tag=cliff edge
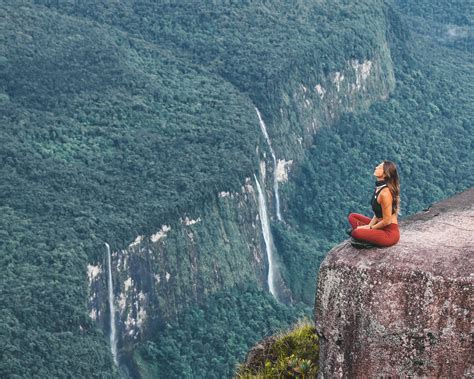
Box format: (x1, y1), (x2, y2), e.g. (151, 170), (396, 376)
(314, 187), (474, 378)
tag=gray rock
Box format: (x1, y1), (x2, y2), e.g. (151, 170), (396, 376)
(314, 188), (474, 378)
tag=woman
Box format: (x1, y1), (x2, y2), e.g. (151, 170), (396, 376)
(347, 160), (401, 247)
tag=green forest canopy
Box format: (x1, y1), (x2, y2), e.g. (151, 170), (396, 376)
(0, 0), (472, 377)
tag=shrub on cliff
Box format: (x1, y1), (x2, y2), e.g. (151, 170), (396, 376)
(234, 318), (319, 378)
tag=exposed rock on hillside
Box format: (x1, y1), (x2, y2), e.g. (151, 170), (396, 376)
(314, 188), (474, 377)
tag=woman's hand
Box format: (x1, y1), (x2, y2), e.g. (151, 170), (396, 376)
(356, 225), (371, 230)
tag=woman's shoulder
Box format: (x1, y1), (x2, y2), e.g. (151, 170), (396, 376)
(376, 184), (390, 193)
(379, 187), (393, 200)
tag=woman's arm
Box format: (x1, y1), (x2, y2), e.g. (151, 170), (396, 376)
(368, 215), (378, 227)
(371, 189), (393, 229)
(356, 215), (378, 230)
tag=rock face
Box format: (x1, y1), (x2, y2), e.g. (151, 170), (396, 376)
(314, 188), (474, 378)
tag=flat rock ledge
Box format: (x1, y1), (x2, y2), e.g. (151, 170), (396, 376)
(314, 188), (474, 378)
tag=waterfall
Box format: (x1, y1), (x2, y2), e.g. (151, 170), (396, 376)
(254, 174), (278, 300)
(255, 107), (283, 221)
(105, 242), (118, 366)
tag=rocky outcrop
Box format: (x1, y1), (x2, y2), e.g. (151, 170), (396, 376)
(314, 188), (474, 378)
(235, 321), (320, 378)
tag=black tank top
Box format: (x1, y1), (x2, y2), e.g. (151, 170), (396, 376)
(371, 184), (395, 218)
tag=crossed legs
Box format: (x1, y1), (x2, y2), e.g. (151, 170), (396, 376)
(348, 213), (400, 247)
(348, 213), (372, 229)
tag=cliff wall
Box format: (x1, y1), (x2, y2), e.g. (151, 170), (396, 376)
(314, 187), (473, 377)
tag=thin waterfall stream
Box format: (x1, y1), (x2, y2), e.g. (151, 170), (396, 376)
(254, 174), (279, 300)
(105, 242), (118, 366)
(255, 107), (283, 222)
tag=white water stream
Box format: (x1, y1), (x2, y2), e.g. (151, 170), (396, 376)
(105, 242), (118, 366)
(255, 107), (283, 221)
(254, 174), (278, 300)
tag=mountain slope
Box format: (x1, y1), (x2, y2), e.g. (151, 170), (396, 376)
(1, 1), (472, 378)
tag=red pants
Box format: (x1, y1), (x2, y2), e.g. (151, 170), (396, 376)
(348, 213), (400, 247)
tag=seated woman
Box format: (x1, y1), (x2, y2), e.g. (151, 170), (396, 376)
(347, 160), (401, 247)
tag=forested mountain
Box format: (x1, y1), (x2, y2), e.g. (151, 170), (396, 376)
(277, 0), (473, 303)
(1, 0), (472, 378)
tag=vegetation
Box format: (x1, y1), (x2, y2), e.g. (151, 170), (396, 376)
(0, 1), (389, 377)
(30, 0), (386, 103)
(0, 0), (472, 377)
(131, 285), (310, 379)
(235, 318), (319, 378)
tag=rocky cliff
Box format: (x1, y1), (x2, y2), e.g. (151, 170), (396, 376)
(314, 187), (473, 377)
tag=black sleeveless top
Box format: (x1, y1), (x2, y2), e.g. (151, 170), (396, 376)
(371, 184), (395, 218)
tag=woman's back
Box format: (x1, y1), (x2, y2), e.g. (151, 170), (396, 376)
(371, 185), (398, 224)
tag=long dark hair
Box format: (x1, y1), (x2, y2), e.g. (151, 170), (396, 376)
(383, 160), (401, 215)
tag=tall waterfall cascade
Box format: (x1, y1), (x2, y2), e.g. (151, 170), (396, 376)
(255, 107), (283, 222)
(254, 174), (279, 301)
(105, 242), (118, 366)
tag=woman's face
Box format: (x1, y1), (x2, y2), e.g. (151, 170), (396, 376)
(374, 162), (385, 179)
